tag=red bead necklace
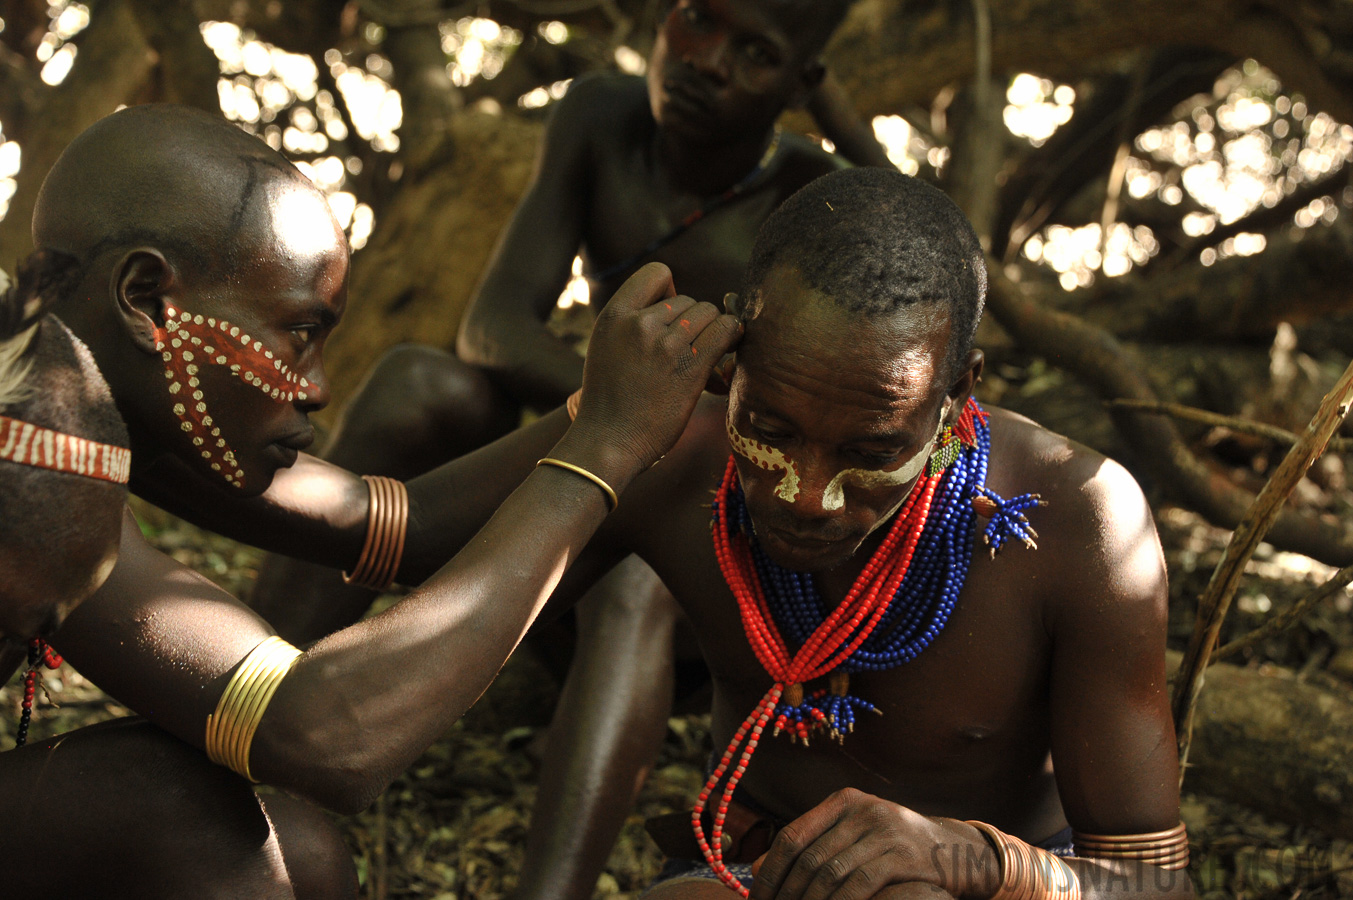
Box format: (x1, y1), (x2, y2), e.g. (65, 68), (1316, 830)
(695, 456), (942, 895)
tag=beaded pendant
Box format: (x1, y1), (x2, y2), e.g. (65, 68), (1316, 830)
(695, 399), (1042, 896)
(15, 637), (62, 749)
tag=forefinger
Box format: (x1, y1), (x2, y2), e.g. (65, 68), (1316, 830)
(751, 804), (848, 899)
(606, 261), (677, 314)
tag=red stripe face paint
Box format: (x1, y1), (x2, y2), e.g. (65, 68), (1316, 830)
(153, 305), (308, 490)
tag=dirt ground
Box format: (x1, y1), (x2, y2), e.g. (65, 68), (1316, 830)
(3, 493), (1351, 899)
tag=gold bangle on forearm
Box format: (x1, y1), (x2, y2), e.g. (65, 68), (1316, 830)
(967, 821), (1081, 900)
(1073, 823), (1189, 871)
(536, 457), (618, 511)
(205, 635), (303, 782)
(342, 474), (408, 591)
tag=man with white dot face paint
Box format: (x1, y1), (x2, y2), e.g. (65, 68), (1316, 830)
(4, 104), (740, 898)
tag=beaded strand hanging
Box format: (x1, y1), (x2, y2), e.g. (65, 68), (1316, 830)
(15, 637), (62, 748)
(695, 399), (1042, 896)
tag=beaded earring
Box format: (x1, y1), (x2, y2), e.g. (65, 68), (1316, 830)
(152, 305), (307, 490)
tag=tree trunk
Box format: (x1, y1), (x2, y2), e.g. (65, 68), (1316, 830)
(321, 111), (542, 410)
(1168, 651), (1353, 839)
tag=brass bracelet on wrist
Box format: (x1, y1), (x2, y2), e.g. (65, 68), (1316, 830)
(537, 457), (618, 511)
(967, 821), (1081, 900)
(204, 635), (303, 782)
(1073, 822), (1189, 871)
(342, 474), (408, 591)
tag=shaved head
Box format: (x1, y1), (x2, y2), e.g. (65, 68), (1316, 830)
(33, 104), (319, 285)
(30, 104), (347, 494)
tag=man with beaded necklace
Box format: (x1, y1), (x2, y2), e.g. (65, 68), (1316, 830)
(545, 166), (1192, 899)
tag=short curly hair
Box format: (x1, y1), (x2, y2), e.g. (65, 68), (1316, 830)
(741, 167), (987, 381)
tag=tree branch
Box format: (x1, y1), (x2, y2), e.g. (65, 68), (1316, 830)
(986, 271), (1353, 567)
(1106, 399), (1353, 453)
(1172, 357), (1353, 778)
(1212, 563), (1353, 662)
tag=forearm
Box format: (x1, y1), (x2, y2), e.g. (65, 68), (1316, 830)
(252, 424), (640, 811)
(132, 452), (368, 569)
(395, 407), (573, 582)
(808, 71), (894, 170)
(458, 311), (585, 409)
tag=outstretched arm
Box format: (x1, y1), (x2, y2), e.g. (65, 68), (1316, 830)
(51, 266), (742, 815)
(457, 77), (615, 408)
(807, 71), (894, 171)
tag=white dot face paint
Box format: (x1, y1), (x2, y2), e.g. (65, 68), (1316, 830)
(726, 418), (800, 502)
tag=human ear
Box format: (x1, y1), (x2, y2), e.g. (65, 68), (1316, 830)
(943, 349), (985, 423)
(110, 249), (177, 354)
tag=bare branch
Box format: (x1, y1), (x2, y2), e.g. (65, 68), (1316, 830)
(1106, 399), (1353, 453)
(1172, 357), (1353, 777)
(1212, 563), (1353, 662)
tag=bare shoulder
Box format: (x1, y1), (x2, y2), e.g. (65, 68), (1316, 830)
(772, 132), (850, 190)
(552, 72), (648, 136)
(986, 405), (1152, 526)
(982, 406), (1165, 615)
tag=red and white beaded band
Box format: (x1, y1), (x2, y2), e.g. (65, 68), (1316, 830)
(0, 413), (130, 484)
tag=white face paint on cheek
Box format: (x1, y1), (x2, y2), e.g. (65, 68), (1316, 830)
(820, 398), (953, 513)
(727, 418), (801, 502)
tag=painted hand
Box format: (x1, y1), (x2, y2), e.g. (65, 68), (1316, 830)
(574, 261), (742, 471)
(750, 788), (948, 900)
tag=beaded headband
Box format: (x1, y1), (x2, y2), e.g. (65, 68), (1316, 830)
(0, 413), (131, 484)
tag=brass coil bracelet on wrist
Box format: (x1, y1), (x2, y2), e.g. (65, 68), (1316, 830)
(342, 474), (409, 591)
(967, 821), (1081, 900)
(1073, 822), (1189, 871)
(205, 635), (303, 782)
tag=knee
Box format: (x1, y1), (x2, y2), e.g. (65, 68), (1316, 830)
(346, 344), (516, 446)
(580, 557), (680, 628)
(263, 792), (359, 900)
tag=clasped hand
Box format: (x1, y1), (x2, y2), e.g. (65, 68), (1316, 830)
(750, 788), (957, 900)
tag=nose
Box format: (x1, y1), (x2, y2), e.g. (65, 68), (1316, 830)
(683, 33), (731, 83)
(780, 450), (845, 519)
(295, 359), (331, 413)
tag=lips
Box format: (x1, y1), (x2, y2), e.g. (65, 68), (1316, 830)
(269, 426), (315, 467)
(664, 76), (713, 119)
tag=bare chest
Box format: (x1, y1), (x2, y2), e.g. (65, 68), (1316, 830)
(659, 522), (1056, 818)
(582, 154), (780, 304)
